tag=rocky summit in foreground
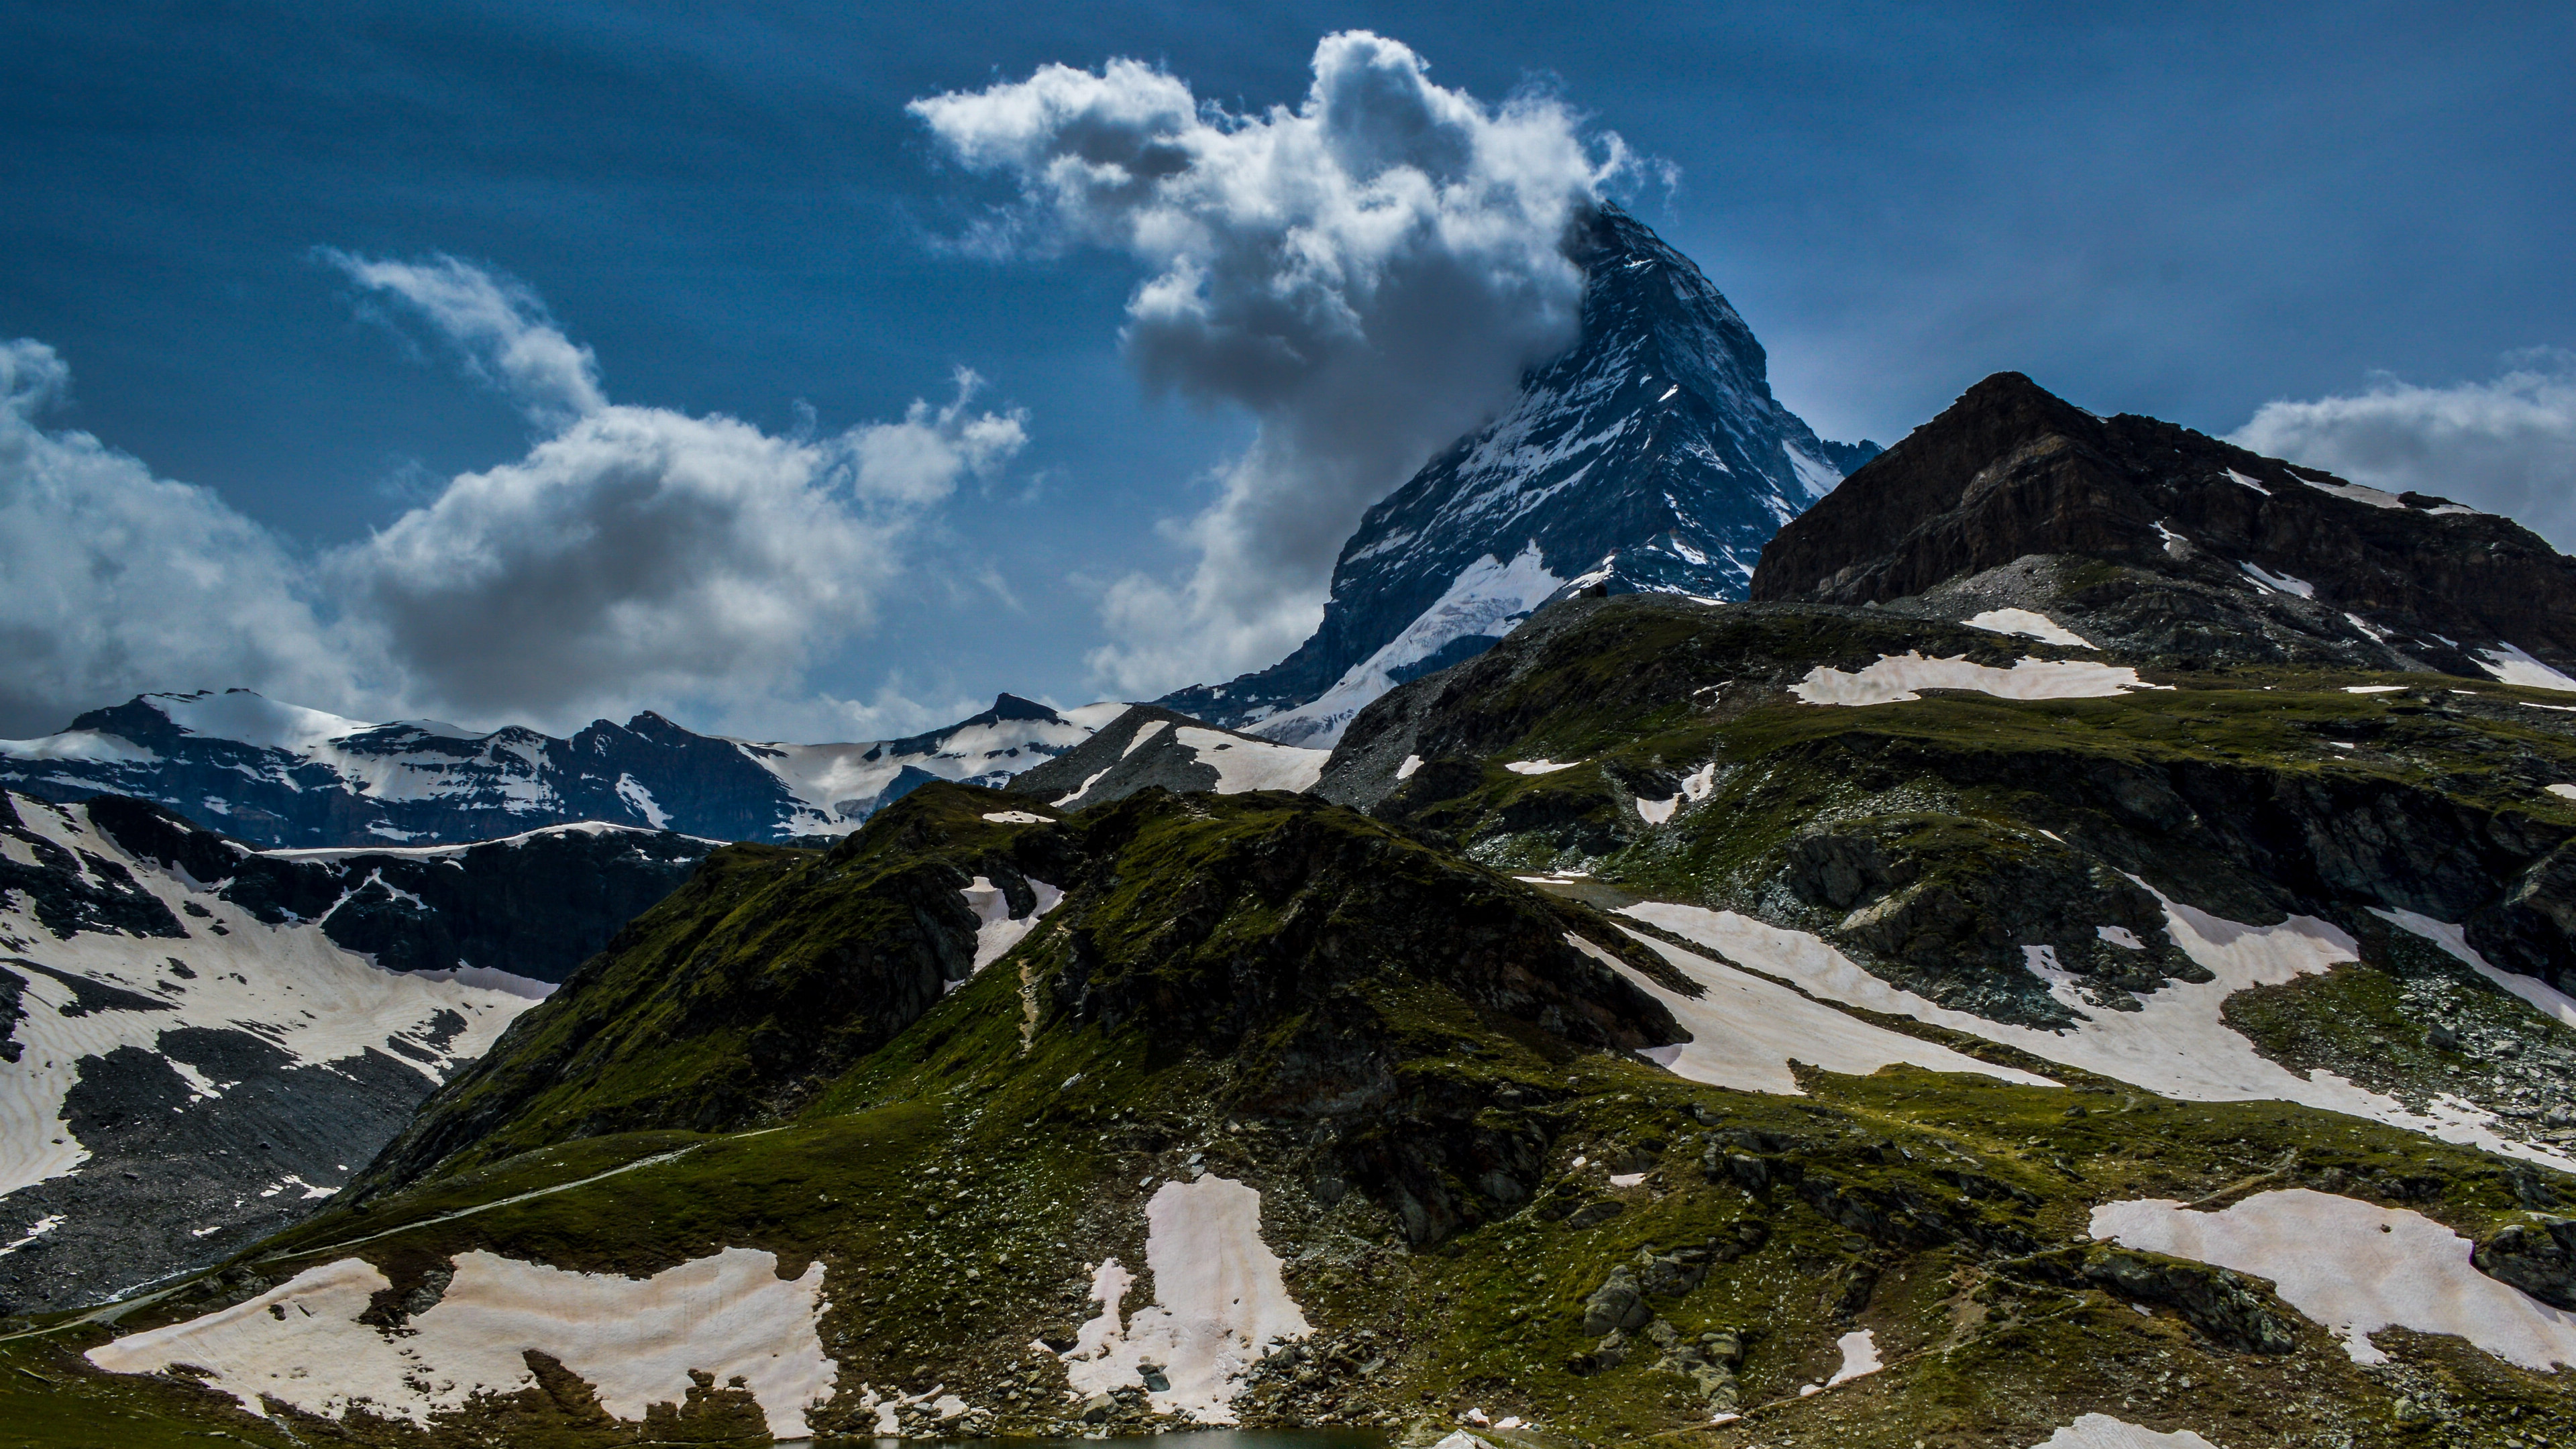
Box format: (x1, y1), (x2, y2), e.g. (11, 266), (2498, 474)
(15, 378), (2576, 1449)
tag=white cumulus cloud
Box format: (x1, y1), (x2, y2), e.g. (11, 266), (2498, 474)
(0, 339), (367, 738)
(912, 30), (1643, 694)
(2232, 350), (2576, 551)
(0, 260), (1028, 737)
(321, 251), (608, 424)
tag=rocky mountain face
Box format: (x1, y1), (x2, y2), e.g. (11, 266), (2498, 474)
(1752, 371), (2576, 684)
(0, 790), (705, 1316)
(0, 689), (1113, 849)
(1157, 204), (1877, 749)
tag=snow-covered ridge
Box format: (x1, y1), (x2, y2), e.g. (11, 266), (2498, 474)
(0, 794), (539, 1201)
(3, 687), (1130, 849)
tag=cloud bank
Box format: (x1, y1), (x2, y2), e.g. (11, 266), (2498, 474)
(0, 259), (1026, 738)
(912, 31), (1640, 693)
(2233, 351), (2576, 551)
(0, 339), (362, 739)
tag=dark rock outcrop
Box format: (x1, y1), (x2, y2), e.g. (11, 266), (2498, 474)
(1750, 371), (2576, 678)
(2473, 1216), (2576, 1309)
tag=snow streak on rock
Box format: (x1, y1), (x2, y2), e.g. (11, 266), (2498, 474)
(1562, 932), (2051, 1095)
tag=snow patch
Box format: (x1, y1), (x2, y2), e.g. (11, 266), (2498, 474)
(1, 797), (537, 1196)
(1, 1214), (63, 1254)
(1505, 759), (1583, 775)
(87, 1248), (837, 1438)
(981, 810), (1054, 824)
(1825, 1328), (1881, 1385)
(959, 875), (1065, 974)
(2294, 472), (2407, 509)
(1563, 933), (2051, 1095)
(1173, 727), (1327, 794)
(1059, 1176), (1309, 1424)
(2094, 1189), (2576, 1368)
(2221, 468), (2271, 496)
(1395, 754), (1424, 781)
(2239, 561), (2316, 598)
(2475, 642), (2576, 694)
(1791, 653), (2160, 706)
(612, 773), (669, 828)
(2375, 908), (2576, 1032)
(1618, 898), (2564, 1163)
(1964, 609), (2093, 648)
(2550, 785), (2576, 802)
(2028, 1416), (2221, 1449)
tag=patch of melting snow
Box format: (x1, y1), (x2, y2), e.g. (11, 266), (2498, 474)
(2344, 684), (2407, 694)
(1505, 759), (1584, 775)
(981, 810), (1053, 824)
(2295, 473), (2406, 509)
(2551, 784), (2576, 801)
(1607, 1172), (1646, 1189)
(1791, 653), (2163, 706)
(2476, 642), (2576, 694)
(959, 875), (1066, 975)
(1617, 898), (2567, 1165)
(1396, 754), (1423, 780)
(1, 1214), (63, 1254)
(2096, 926), (2146, 951)
(86, 1248), (836, 1437)
(1059, 1175), (1309, 1423)
(1564, 933), (2051, 1095)
(2221, 468), (2271, 496)
(2239, 560), (2316, 598)
(2093, 1189), (2576, 1368)
(1824, 1328), (1881, 1385)
(1174, 727), (1326, 794)
(2027, 1415), (2221, 1449)
(1964, 608), (2094, 649)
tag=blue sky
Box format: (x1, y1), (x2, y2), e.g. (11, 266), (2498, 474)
(3, 1), (2570, 740)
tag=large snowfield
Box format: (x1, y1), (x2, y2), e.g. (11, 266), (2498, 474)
(86, 1246), (838, 1436)
(1619, 897), (2567, 1164)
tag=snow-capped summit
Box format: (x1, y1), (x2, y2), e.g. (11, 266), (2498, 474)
(1158, 203), (1877, 747)
(0, 688), (1124, 849)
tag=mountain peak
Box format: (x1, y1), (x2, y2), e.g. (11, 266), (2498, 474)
(1156, 205), (1876, 747)
(1750, 371), (2576, 681)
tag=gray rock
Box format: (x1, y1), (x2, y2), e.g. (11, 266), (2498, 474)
(1580, 1266), (1652, 1335)
(2474, 1216), (2576, 1309)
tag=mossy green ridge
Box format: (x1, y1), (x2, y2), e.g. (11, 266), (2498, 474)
(1324, 592), (2576, 1023)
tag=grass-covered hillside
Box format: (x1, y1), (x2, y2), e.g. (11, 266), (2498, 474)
(23, 587), (2576, 1449)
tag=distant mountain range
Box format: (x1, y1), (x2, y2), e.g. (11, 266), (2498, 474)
(0, 689), (1121, 849)
(1157, 204), (1879, 747)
